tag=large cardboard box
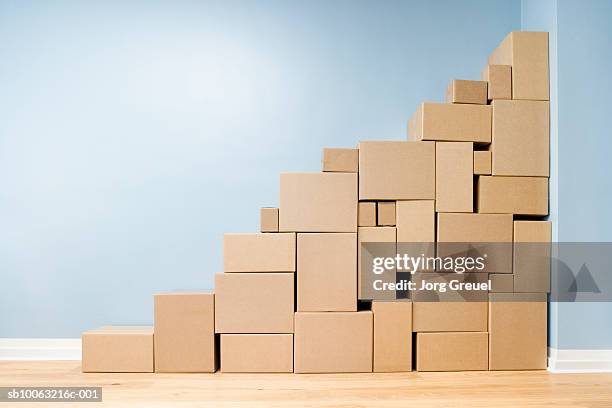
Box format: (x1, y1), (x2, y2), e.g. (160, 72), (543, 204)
(416, 332), (488, 372)
(409, 103), (491, 143)
(489, 293), (547, 370)
(294, 312), (373, 373)
(477, 176), (549, 216)
(215, 273), (294, 333)
(297, 233), (357, 312)
(220, 334), (293, 373)
(82, 326), (154, 373)
(491, 100), (549, 177)
(474, 151), (492, 175)
(481, 64), (512, 100)
(358, 227), (396, 300)
(514, 221), (552, 293)
(260, 207), (279, 233)
(446, 80), (487, 105)
(280, 173), (357, 232)
(488, 32), (549, 101)
(322, 148), (359, 172)
(436, 142), (473, 212)
(224, 233), (295, 272)
(154, 293), (215, 373)
(358, 141), (435, 200)
(372, 302), (412, 372)
(489, 274), (514, 293)
(377, 201), (396, 226)
(358, 202), (377, 227)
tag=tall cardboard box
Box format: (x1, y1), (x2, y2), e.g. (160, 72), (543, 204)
(215, 273), (294, 333)
(82, 326), (154, 373)
(294, 312), (373, 373)
(322, 148), (359, 172)
(372, 302), (412, 372)
(436, 142), (473, 212)
(474, 151), (492, 175)
(358, 227), (396, 301)
(220, 334), (293, 373)
(477, 176), (549, 216)
(279, 173), (357, 232)
(514, 221), (552, 293)
(224, 233), (295, 272)
(260, 207), (279, 233)
(297, 233), (357, 312)
(416, 332), (488, 372)
(409, 103), (491, 143)
(481, 64), (512, 100)
(446, 80), (487, 105)
(358, 202), (377, 227)
(154, 293), (215, 373)
(377, 201), (396, 226)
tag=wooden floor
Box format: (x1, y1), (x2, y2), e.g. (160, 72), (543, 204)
(1, 361), (612, 407)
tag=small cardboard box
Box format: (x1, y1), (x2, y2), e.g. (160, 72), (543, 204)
(474, 151), (492, 175)
(297, 233), (357, 312)
(377, 202), (396, 226)
(488, 32), (549, 101)
(514, 221), (552, 293)
(477, 176), (549, 216)
(280, 173), (357, 232)
(358, 202), (377, 227)
(260, 207), (279, 233)
(215, 273), (294, 333)
(396, 200), (435, 242)
(322, 148), (359, 172)
(358, 141), (435, 200)
(409, 103), (492, 143)
(489, 293), (547, 370)
(481, 64), (511, 100)
(491, 100), (549, 177)
(416, 332), (488, 372)
(82, 326), (154, 373)
(446, 80), (487, 105)
(220, 334), (293, 373)
(372, 301), (412, 372)
(436, 142), (473, 212)
(224, 233), (295, 272)
(358, 227), (396, 300)
(489, 274), (514, 293)
(294, 311), (373, 373)
(154, 293), (215, 373)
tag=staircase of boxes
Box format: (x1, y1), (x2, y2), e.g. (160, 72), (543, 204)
(82, 31), (551, 374)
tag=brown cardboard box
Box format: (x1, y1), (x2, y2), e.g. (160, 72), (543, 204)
(491, 100), (549, 177)
(358, 202), (377, 227)
(477, 176), (549, 216)
(358, 227), (396, 300)
(154, 293), (215, 373)
(358, 141), (435, 200)
(215, 273), (294, 333)
(396, 200), (435, 242)
(82, 326), (154, 373)
(260, 207), (279, 233)
(514, 221), (552, 292)
(481, 64), (512, 100)
(280, 173), (357, 232)
(294, 312), (373, 373)
(416, 332), (488, 372)
(436, 142), (473, 212)
(489, 274), (514, 293)
(409, 103), (492, 143)
(224, 233), (295, 272)
(372, 302), (412, 372)
(297, 233), (357, 312)
(474, 151), (492, 175)
(489, 293), (547, 370)
(446, 80), (487, 105)
(377, 202), (396, 226)
(488, 32), (549, 101)
(220, 334), (293, 373)
(322, 148), (359, 172)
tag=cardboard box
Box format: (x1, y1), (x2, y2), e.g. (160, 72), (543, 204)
(372, 302), (412, 372)
(488, 32), (549, 101)
(436, 142), (473, 212)
(489, 274), (514, 293)
(489, 293), (547, 370)
(220, 334), (293, 373)
(280, 173), (357, 232)
(413, 302), (488, 332)
(481, 65), (511, 100)
(260, 207), (279, 233)
(491, 100), (549, 177)
(294, 312), (373, 373)
(409, 103), (491, 143)
(215, 273), (294, 333)
(322, 148), (359, 172)
(446, 80), (487, 105)
(514, 221), (552, 293)
(297, 233), (357, 312)
(154, 293), (215, 373)
(358, 202), (377, 227)
(474, 151), (492, 175)
(416, 332), (488, 372)
(224, 233), (295, 272)
(477, 176), (549, 216)
(396, 200), (435, 243)
(358, 227), (396, 300)
(358, 141), (435, 200)
(82, 326), (154, 373)
(377, 201), (396, 226)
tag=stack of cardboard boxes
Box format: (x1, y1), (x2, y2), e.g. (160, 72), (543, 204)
(82, 31), (551, 374)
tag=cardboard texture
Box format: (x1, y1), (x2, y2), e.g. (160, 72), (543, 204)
(358, 202), (377, 227)
(489, 274), (514, 293)
(294, 312), (373, 373)
(82, 326), (154, 373)
(514, 221), (552, 293)
(372, 302), (412, 372)
(260, 207), (279, 233)
(481, 64), (512, 100)
(322, 148), (359, 172)
(477, 176), (549, 216)
(377, 201), (396, 226)
(214, 273), (294, 333)
(358, 141), (435, 200)
(417, 332), (488, 372)
(297, 233), (357, 312)
(223, 233), (295, 272)
(220, 334), (293, 373)
(154, 293), (215, 373)
(280, 173), (357, 232)
(409, 103), (492, 143)
(436, 142), (473, 212)
(474, 151), (492, 175)
(358, 227), (396, 300)
(396, 200), (435, 242)
(446, 80), (487, 105)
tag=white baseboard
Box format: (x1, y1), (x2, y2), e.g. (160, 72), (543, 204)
(0, 338), (81, 361)
(548, 347), (612, 372)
